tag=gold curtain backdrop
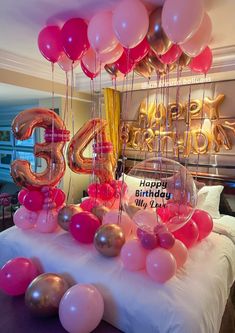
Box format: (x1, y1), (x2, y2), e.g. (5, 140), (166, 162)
(104, 88), (121, 165)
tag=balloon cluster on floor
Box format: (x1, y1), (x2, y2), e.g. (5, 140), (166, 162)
(0, 257), (104, 333)
(38, 0), (213, 78)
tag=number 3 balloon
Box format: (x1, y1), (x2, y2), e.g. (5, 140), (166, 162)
(11, 108), (69, 189)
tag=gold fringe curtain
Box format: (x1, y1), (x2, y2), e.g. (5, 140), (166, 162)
(103, 88), (121, 166)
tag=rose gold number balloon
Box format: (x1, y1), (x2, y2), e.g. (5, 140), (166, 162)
(11, 108), (69, 189)
(67, 118), (114, 183)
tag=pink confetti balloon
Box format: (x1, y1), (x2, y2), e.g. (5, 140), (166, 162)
(120, 239), (149, 271)
(70, 212), (100, 244)
(146, 248), (176, 283)
(59, 284), (104, 333)
(0, 257), (39, 296)
(35, 209), (58, 233)
(169, 239), (188, 268)
(103, 210), (133, 238)
(13, 206), (36, 230)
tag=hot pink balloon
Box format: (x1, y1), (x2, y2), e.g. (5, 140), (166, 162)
(191, 209), (213, 240)
(80, 198), (101, 212)
(124, 37), (150, 63)
(158, 231), (175, 249)
(35, 209), (58, 233)
(158, 44), (182, 65)
(146, 248), (176, 283)
(99, 44), (123, 65)
(189, 46), (213, 74)
(38, 26), (63, 63)
(162, 0), (204, 44)
(87, 183), (100, 198)
(98, 183), (114, 201)
(88, 11), (118, 54)
(112, 0), (149, 48)
(180, 13), (212, 57)
(169, 239), (188, 268)
(0, 257), (39, 296)
(57, 52), (79, 72)
(51, 188), (66, 208)
(115, 51), (135, 75)
(18, 189), (28, 205)
(103, 210), (133, 238)
(173, 219), (199, 248)
(120, 239), (149, 271)
(13, 206), (37, 230)
(23, 190), (44, 212)
(70, 212), (100, 244)
(61, 18), (89, 61)
(81, 48), (101, 79)
(59, 284), (104, 333)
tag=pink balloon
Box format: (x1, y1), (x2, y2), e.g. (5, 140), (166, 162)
(103, 210), (133, 238)
(88, 11), (118, 54)
(146, 248), (176, 283)
(59, 284), (104, 333)
(13, 206), (37, 230)
(180, 13), (212, 57)
(80, 198), (101, 212)
(158, 231), (175, 249)
(51, 188), (66, 208)
(120, 239), (149, 271)
(124, 37), (150, 63)
(58, 52), (79, 72)
(23, 190), (44, 212)
(61, 18), (89, 61)
(169, 239), (188, 268)
(38, 26), (63, 63)
(70, 212), (100, 244)
(115, 51), (135, 75)
(189, 46), (213, 74)
(87, 183), (100, 198)
(162, 0), (204, 44)
(18, 189), (28, 205)
(99, 44), (123, 65)
(158, 44), (182, 65)
(0, 257), (39, 296)
(35, 209), (58, 233)
(173, 219), (199, 248)
(112, 0), (149, 48)
(81, 48), (101, 79)
(98, 183), (114, 201)
(191, 209), (213, 240)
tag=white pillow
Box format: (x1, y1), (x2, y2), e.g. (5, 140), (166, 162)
(197, 185), (224, 219)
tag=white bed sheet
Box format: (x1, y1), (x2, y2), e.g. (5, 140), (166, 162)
(0, 215), (235, 333)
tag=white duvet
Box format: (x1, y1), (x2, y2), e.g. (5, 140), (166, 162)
(0, 215), (235, 333)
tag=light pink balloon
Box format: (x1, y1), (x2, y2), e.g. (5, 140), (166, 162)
(146, 248), (176, 283)
(57, 52), (79, 72)
(35, 209), (58, 233)
(112, 0), (149, 48)
(120, 239), (149, 271)
(13, 206), (37, 230)
(88, 11), (118, 55)
(103, 210), (133, 238)
(99, 44), (124, 65)
(162, 0), (204, 44)
(169, 239), (188, 268)
(81, 48), (101, 76)
(59, 284), (104, 333)
(180, 13), (212, 57)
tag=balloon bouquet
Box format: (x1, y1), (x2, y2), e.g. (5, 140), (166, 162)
(37, 0), (213, 78)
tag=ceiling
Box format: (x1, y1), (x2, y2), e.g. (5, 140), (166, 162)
(0, 0), (235, 63)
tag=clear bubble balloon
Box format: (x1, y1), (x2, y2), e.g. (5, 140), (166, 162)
(124, 157), (197, 233)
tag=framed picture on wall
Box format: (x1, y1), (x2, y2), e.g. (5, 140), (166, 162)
(0, 150), (13, 169)
(0, 127), (14, 146)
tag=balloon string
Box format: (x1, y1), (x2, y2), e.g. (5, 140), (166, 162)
(175, 61), (182, 161)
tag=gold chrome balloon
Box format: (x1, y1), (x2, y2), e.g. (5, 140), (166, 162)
(134, 57), (153, 79)
(58, 205), (82, 231)
(147, 7), (172, 56)
(179, 53), (191, 69)
(145, 50), (166, 73)
(92, 205), (110, 222)
(94, 224), (125, 257)
(104, 63), (120, 77)
(25, 273), (69, 317)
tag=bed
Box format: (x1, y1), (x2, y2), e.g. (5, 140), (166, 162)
(0, 213), (234, 333)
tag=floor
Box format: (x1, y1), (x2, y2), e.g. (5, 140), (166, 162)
(0, 291), (121, 333)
